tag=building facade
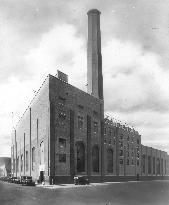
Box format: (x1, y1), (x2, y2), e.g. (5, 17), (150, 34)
(11, 9), (169, 184)
(0, 157), (11, 177)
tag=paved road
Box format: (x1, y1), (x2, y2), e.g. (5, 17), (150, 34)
(0, 180), (169, 205)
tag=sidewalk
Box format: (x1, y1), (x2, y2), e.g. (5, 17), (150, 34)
(36, 180), (140, 189)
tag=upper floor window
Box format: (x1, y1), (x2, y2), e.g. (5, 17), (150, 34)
(59, 138), (66, 149)
(104, 127), (107, 135)
(108, 128), (112, 137)
(59, 112), (66, 121)
(59, 154), (66, 163)
(119, 142), (123, 148)
(120, 134), (123, 140)
(94, 121), (98, 133)
(119, 159), (123, 165)
(78, 116), (84, 129)
(131, 159), (134, 165)
(119, 150), (123, 156)
(58, 96), (66, 106)
(127, 136), (130, 141)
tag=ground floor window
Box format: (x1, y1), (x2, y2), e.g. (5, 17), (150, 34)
(26, 151), (28, 171)
(107, 149), (113, 173)
(148, 156), (151, 174)
(92, 145), (99, 172)
(76, 142), (85, 172)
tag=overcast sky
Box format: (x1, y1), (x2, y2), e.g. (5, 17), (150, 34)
(1, 0), (169, 157)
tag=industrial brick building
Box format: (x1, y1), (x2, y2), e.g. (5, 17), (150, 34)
(11, 9), (169, 184)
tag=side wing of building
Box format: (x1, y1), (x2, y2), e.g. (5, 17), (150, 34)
(11, 76), (50, 181)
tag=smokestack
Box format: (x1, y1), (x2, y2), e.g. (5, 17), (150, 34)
(87, 9), (103, 100)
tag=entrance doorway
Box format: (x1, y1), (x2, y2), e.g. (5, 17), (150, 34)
(39, 171), (44, 182)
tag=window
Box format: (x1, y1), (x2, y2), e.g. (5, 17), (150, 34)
(32, 147), (35, 171)
(104, 127), (107, 135)
(59, 154), (66, 162)
(153, 157), (155, 174)
(21, 154), (23, 172)
(26, 151), (28, 171)
(40, 141), (44, 165)
(17, 156), (19, 172)
(13, 159), (15, 172)
(157, 158), (160, 175)
(137, 159), (139, 166)
(76, 142), (85, 172)
(137, 139), (140, 145)
(92, 145), (99, 172)
(120, 134), (123, 140)
(59, 138), (66, 149)
(78, 116), (84, 129)
(126, 159), (129, 165)
(107, 149), (113, 173)
(59, 112), (66, 121)
(161, 159), (163, 174)
(58, 96), (66, 105)
(148, 156), (151, 174)
(108, 128), (112, 137)
(127, 136), (130, 141)
(94, 122), (98, 133)
(165, 160), (167, 174)
(142, 154), (146, 174)
(131, 159), (134, 165)
(119, 142), (123, 148)
(119, 150), (123, 156)
(119, 159), (123, 165)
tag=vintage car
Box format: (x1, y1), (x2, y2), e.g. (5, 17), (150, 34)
(14, 177), (21, 184)
(74, 176), (90, 185)
(11, 177), (18, 183)
(20, 176), (35, 186)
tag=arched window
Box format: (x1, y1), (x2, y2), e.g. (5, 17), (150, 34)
(107, 149), (113, 173)
(92, 145), (99, 172)
(76, 142), (85, 172)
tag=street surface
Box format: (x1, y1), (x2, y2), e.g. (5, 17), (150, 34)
(0, 180), (169, 205)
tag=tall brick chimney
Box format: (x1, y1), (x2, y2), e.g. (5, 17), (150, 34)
(87, 9), (103, 100)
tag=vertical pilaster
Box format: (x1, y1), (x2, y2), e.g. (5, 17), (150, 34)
(24, 133), (25, 175)
(87, 115), (91, 177)
(70, 110), (75, 179)
(15, 130), (17, 177)
(29, 107), (32, 176)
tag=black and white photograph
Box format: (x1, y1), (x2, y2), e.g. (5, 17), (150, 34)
(0, 0), (169, 205)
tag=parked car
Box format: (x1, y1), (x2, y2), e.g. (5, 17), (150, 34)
(14, 177), (21, 184)
(20, 176), (35, 186)
(74, 176), (90, 185)
(11, 177), (17, 183)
